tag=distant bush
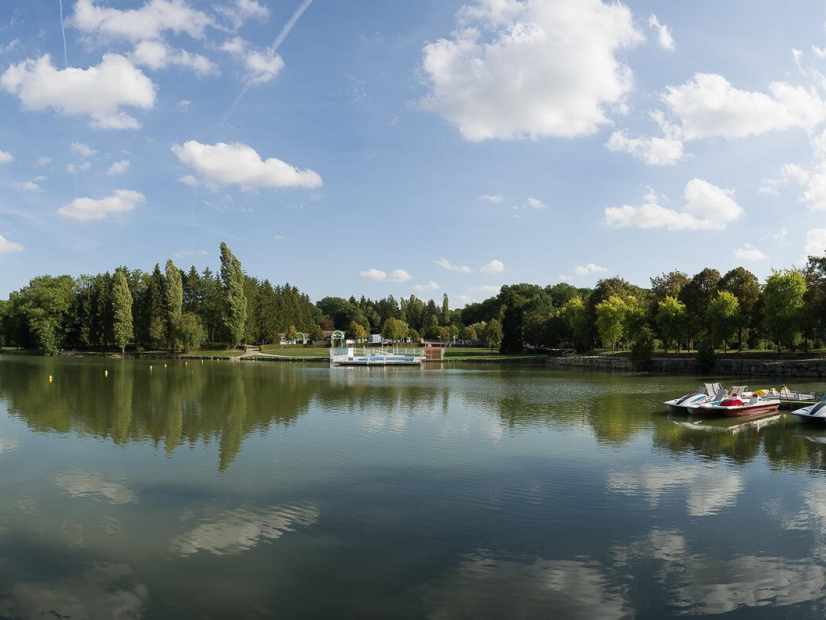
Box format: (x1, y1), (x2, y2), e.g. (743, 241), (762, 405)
(696, 340), (717, 373)
(630, 327), (655, 371)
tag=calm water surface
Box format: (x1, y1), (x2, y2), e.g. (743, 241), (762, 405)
(1, 355), (826, 618)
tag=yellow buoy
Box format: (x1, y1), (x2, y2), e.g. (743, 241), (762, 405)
(185, 361), (188, 367)
(149, 365), (153, 371)
(104, 370), (108, 377)
(48, 375), (53, 383)
(164, 363), (167, 368)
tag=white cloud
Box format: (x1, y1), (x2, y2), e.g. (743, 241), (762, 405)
(421, 0), (643, 141)
(526, 197), (547, 209)
(605, 179), (743, 231)
(734, 244), (767, 261)
(413, 281), (440, 292)
(758, 185), (779, 196)
(435, 258), (472, 273)
(468, 285), (500, 295)
(662, 73), (826, 141)
(1, 54), (155, 130)
(479, 193), (504, 203)
(58, 189), (146, 221)
(558, 275), (573, 282)
(70, 0), (214, 42)
(221, 37), (285, 85)
(36, 156), (51, 166)
(806, 229), (826, 257)
(0, 150), (13, 164)
(71, 142), (96, 158)
(359, 269), (412, 283)
(107, 159), (131, 176)
(130, 40), (218, 77)
(179, 99), (191, 111)
(648, 14), (675, 51)
(15, 177), (45, 192)
(480, 259), (505, 274)
(605, 130), (685, 166)
(172, 141), (322, 190)
(67, 162), (92, 173)
(216, 0), (270, 31)
(574, 263), (608, 276)
(178, 174), (199, 187)
(778, 163), (826, 210)
(0, 234), (24, 253)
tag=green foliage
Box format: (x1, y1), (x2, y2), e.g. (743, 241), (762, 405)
(459, 325), (477, 342)
(595, 295), (627, 352)
(348, 320), (368, 342)
(309, 324), (325, 342)
(763, 269), (807, 352)
(695, 340), (717, 373)
(630, 326), (655, 370)
(500, 300), (525, 353)
(220, 242), (247, 348)
(483, 318), (503, 349)
(286, 325), (299, 342)
(707, 290), (741, 353)
(112, 269), (134, 353)
(19, 275), (75, 355)
(408, 328), (421, 342)
(656, 295), (688, 353)
(560, 297), (590, 351)
(679, 268), (721, 341)
(177, 312), (205, 352)
(381, 317), (408, 342)
(165, 259), (183, 351)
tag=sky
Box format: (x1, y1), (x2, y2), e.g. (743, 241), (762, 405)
(1, 0), (826, 307)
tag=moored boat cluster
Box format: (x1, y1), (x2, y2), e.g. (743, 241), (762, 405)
(665, 384), (822, 420)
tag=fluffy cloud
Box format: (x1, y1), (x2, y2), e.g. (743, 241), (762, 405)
(734, 244), (767, 261)
(806, 229), (826, 257)
(1, 54), (155, 130)
(480, 259), (505, 274)
(221, 38), (284, 85)
(468, 285), (500, 295)
(662, 73), (826, 141)
(648, 14), (675, 51)
(774, 163), (826, 209)
(605, 179), (743, 231)
(131, 40), (218, 76)
(359, 269), (412, 283)
(435, 258), (472, 273)
(70, 0), (213, 42)
(413, 281), (440, 292)
(0, 234), (24, 253)
(526, 197), (546, 209)
(574, 263), (608, 276)
(479, 193), (504, 203)
(107, 159), (131, 176)
(71, 142), (96, 157)
(605, 130), (685, 166)
(171, 141), (322, 190)
(15, 176), (45, 192)
(58, 190), (145, 221)
(67, 162), (91, 173)
(0, 150), (13, 164)
(421, 0), (643, 141)
(216, 0), (270, 30)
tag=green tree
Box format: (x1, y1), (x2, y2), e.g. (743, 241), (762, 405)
(165, 259), (183, 351)
(408, 327), (421, 342)
(679, 268), (721, 345)
(348, 320), (368, 342)
(720, 267), (761, 350)
(595, 295), (627, 352)
(309, 324), (325, 342)
(286, 325), (299, 343)
(762, 269), (807, 353)
(459, 325), (477, 343)
(707, 291), (741, 353)
(19, 275), (75, 355)
(381, 317), (408, 342)
(112, 269), (134, 353)
(656, 295), (688, 353)
(560, 297), (590, 351)
(220, 242), (247, 348)
(442, 293), (450, 325)
(178, 312), (205, 352)
(483, 318), (503, 350)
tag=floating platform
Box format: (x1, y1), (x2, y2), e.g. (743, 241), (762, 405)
(330, 346), (439, 367)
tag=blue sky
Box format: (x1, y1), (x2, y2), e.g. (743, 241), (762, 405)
(1, 0), (826, 306)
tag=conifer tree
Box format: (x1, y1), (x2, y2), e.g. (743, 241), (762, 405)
(165, 259), (183, 351)
(112, 269), (134, 354)
(220, 242), (247, 348)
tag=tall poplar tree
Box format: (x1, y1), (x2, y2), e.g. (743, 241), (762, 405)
(220, 242), (247, 348)
(112, 269), (134, 353)
(164, 259), (183, 351)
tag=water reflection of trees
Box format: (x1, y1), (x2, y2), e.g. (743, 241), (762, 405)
(652, 415), (826, 472)
(0, 359), (316, 472)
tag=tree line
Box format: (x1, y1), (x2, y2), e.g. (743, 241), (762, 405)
(2, 244), (825, 356)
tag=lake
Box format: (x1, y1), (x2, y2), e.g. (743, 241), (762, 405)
(1, 355), (825, 618)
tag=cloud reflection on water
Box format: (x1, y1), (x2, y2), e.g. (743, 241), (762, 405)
(54, 470), (137, 504)
(171, 503), (319, 557)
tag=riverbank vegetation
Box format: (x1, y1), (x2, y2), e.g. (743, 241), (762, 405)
(2, 243), (826, 359)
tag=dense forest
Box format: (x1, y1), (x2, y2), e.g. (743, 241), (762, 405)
(1, 242), (826, 357)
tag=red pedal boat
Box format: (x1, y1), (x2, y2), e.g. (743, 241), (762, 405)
(696, 390), (781, 417)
